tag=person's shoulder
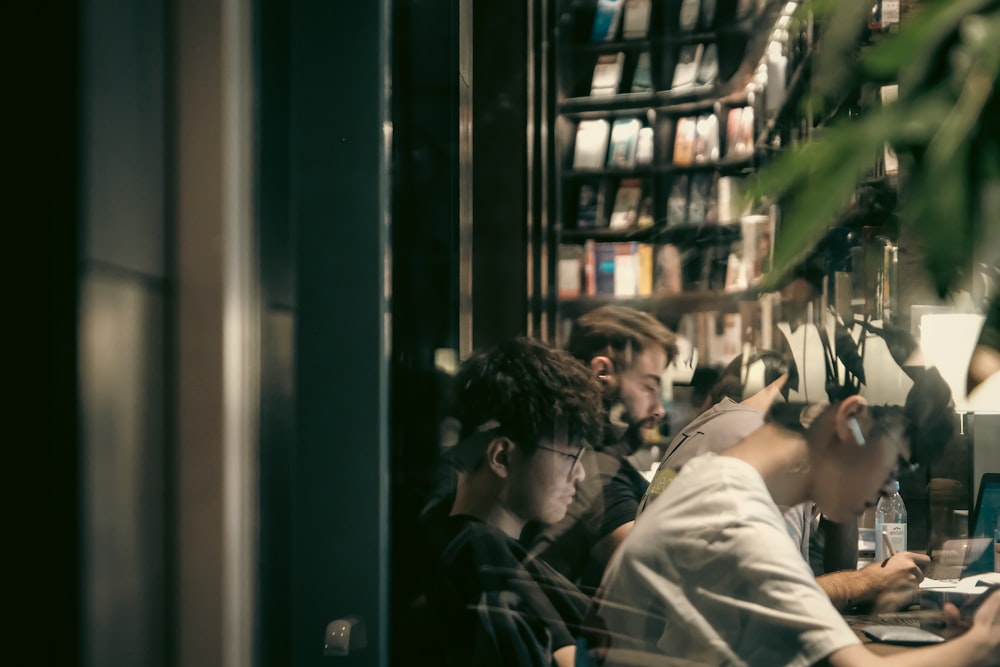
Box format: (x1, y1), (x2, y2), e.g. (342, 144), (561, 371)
(708, 397), (765, 419)
(444, 515), (506, 544)
(674, 453), (762, 493)
(440, 516), (522, 564)
(680, 398), (763, 432)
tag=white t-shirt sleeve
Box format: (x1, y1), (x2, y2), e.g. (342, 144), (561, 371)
(599, 456), (859, 667)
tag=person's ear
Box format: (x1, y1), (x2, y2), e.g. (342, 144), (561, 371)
(590, 355), (614, 382)
(485, 436), (514, 478)
(834, 394), (868, 446)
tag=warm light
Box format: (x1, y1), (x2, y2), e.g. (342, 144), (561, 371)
(919, 313), (985, 412)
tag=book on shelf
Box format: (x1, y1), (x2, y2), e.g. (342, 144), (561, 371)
(687, 172), (712, 225)
(614, 242), (640, 296)
(671, 43), (704, 91)
(607, 118), (642, 168)
(725, 107), (754, 159)
(637, 243), (654, 296)
(765, 41), (787, 115)
(702, 241), (731, 291)
(696, 43), (718, 87)
(693, 113), (719, 163)
(655, 243), (683, 294)
(583, 240), (597, 295)
(740, 213), (773, 282)
(609, 178), (643, 229)
(558, 245), (584, 298)
(591, 0), (626, 41)
(718, 175), (748, 223)
(677, 0), (701, 32)
(656, 117), (676, 165)
(704, 173), (719, 225)
(594, 180), (610, 227)
(573, 119), (611, 170)
(667, 175), (689, 227)
(635, 126), (654, 165)
(673, 117), (697, 166)
(595, 242), (617, 295)
(622, 0), (652, 39)
(631, 52), (653, 93)
(576, 183), (600, 228)
(591, 52), (625, 96)
(636, 195), (654, 228)
(724, 245), (745, 292)
(699, 0), (717, 30)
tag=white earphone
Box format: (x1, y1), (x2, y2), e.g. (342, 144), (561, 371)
(848, 417), (866, 446)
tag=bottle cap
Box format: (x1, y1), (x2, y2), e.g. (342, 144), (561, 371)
(893, 480), (900, 491)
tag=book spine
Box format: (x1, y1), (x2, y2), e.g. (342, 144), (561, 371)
(622, 0), (651, 39)
(583, 240), (597, 296)
(591, 0), (625, 41)
(656, 243), (682, 294)
(595, 243), (617, 295)
(614, 242), (639, 296)
(557, 246), (583, 298)
(638, 243), (654, 296)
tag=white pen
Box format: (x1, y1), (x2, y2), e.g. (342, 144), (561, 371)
(882, 530), (896, 557)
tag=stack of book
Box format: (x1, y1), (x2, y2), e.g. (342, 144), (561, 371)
(557, 238), (744, 297)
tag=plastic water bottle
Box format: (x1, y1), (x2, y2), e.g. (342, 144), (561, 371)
(875, 480), (907, 560)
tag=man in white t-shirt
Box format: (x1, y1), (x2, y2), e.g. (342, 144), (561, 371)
(588, 375), (1000, 666)
(639, 363), (930, 614)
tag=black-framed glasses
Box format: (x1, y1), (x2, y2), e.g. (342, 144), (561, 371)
(538, 443), (587, 475)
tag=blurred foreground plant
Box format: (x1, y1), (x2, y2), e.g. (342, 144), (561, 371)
(750, 0), (1000, 297)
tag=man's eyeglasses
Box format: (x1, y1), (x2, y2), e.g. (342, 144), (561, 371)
(538, 444), (587, 475)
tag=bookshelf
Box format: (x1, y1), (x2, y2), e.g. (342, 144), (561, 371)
(539, 0), (814, 354)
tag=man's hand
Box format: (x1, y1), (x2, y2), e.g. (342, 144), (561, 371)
(868, 551), (931, 612)
(816, 550), (930, 611)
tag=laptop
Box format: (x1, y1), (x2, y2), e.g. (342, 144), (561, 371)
(963, 472), (1000, 576)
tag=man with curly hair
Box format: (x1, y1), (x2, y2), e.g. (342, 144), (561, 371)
(423, 337), (604, 667)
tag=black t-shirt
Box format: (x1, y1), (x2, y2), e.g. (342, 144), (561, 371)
(426, 515), (590, 667)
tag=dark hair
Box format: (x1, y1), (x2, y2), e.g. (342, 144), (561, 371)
(708, 349), (798, 406)
(898, 366), (956, 468)
(820, 318), (957, 466)
(451, 337), (604, 467)
(769, 368), (956, 469)
(689, 366), (722, 408)
(566, 305), (678, 372)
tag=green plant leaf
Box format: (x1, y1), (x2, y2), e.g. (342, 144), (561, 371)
(863, 0), (994, 86)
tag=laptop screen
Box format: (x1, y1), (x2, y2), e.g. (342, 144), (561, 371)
(965, 473), (1000, 575)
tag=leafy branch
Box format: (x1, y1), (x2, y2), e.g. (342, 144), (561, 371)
(749, 0), (1000, 296)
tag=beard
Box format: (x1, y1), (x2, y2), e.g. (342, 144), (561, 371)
(606, 401), (651, 452)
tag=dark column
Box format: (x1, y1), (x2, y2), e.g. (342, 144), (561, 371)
(471, 0), (529, 347)
(288, 1), (389, 666)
